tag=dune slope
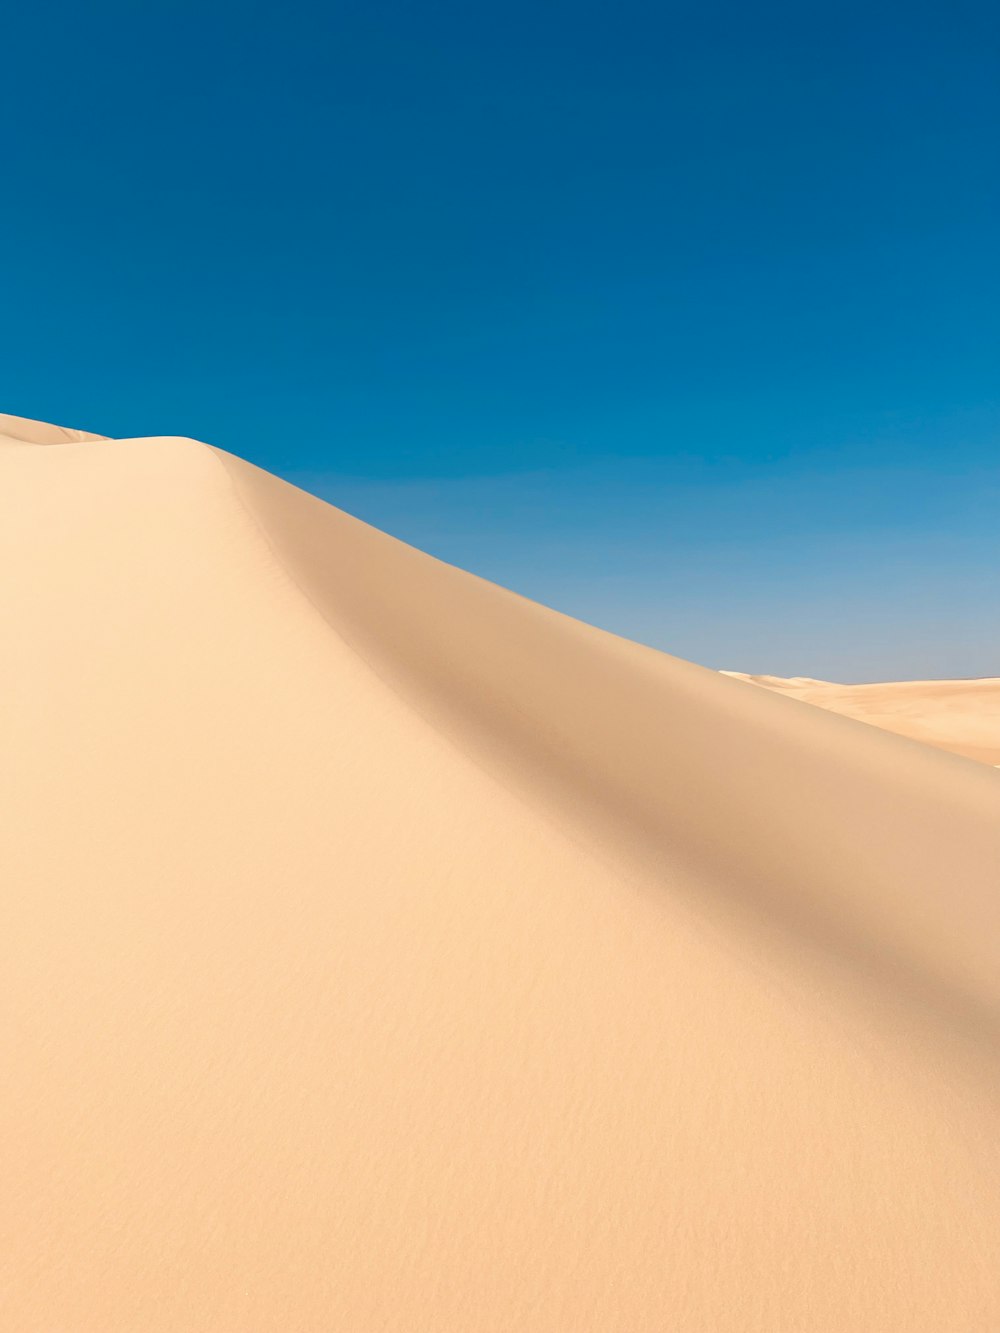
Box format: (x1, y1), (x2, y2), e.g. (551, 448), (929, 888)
(723, 671), (1000, 765)
(2, 423), (999, 1331)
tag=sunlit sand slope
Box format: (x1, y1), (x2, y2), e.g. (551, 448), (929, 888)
(3, 422), (999, 1331)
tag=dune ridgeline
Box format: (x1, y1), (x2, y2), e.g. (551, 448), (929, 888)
(3, 412), (999, 1331)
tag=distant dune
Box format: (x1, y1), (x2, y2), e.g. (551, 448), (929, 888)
(3, 415), (1000, 1331)
(723, 672), (1000, 765)
(0, 410), (108, 445)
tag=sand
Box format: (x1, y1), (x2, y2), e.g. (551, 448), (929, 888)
(0, 411), (108, 445)
(724, 672), (1000, 765)
(2, 415), (999, 1331)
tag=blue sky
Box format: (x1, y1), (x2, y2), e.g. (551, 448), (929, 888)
(3, 0), (997, 678)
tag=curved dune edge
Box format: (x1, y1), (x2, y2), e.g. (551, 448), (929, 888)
(3, 423), (1000, 1331)
(216, 445), (1000, 1048)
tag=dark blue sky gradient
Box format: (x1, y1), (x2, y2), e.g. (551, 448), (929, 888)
(3, 1), (997, 676)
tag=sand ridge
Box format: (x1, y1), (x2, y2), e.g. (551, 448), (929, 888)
(3, 418), (999, 1331)
(0, 411), (108, 445)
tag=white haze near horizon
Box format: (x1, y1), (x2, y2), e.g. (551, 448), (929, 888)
(288, 455), (1000, 684)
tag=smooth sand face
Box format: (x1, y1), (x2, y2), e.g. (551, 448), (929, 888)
(724, 672), (1000, 764)
(3, 420), (1000, 1331)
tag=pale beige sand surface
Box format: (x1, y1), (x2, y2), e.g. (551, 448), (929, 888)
(724, 672), (1000, 765)
(3, 419), (1000, 1330)
(0, 411), (108, 445)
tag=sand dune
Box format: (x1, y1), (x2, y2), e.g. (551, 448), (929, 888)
(0, 411), (108, 445)
(3, 419), (999, 1331)
(724, 671), (1000, 765)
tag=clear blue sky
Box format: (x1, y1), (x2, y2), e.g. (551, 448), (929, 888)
(4, 0), (997, 679)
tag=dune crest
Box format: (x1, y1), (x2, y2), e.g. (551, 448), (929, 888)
(3, 418), (999, 1331)
(0, 411), (107, 445)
